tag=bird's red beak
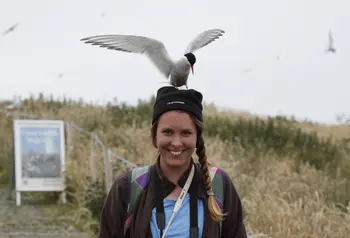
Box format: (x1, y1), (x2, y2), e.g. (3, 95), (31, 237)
(191, 66), (194, 74)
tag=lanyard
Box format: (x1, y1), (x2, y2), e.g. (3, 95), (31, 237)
(162, 165), (195, 238)
(155, 164), (198, 238)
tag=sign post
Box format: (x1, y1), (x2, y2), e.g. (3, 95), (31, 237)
(13, 119), (66, 206)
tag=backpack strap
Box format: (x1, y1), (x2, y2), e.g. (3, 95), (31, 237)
(124, 165), (151, 235)
(209, 166), (224, 212)
(209, 166), (225, 236)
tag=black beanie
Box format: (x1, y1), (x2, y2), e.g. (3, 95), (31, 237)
(152, 86), (203, 125)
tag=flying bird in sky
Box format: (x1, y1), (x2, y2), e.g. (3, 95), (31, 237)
(2, 23), (19, 36)
(325, 30), (336, 53)
(80, 29), (225, 89)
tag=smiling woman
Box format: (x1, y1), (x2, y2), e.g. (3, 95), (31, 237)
(98, 86), (248, 238)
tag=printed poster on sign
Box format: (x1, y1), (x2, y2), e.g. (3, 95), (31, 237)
(13, 120), (65, 192)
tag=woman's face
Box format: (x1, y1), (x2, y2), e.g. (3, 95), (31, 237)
(156, 110), (197, 170)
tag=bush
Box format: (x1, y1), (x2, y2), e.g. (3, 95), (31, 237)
(205, 116), (342, 173)
(85, 179), (106, 220)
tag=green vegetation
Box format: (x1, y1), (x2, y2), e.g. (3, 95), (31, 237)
(1, 93), (349, 237)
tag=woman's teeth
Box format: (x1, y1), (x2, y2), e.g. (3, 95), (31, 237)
(170, 151), (182, 156)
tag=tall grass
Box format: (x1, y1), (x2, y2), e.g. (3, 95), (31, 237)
(0, 93), (349, 238)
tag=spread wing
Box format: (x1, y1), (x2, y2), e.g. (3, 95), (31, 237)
(184, 29), (225, 54)
(80, 34), (174, 78)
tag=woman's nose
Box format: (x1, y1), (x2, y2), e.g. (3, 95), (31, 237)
(170, 135), (182, 147)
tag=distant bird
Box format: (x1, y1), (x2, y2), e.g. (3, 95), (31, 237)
(80, 29), (225, 89)
(2, 23), (19, 36)
(325, 30), (336, 53)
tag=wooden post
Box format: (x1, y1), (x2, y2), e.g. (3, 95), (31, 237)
(90, 133), (97, 180)
(7, 133), (15, 200)
(107, 149), (113, 192)
(103, 147), (113, 195)
(8, 109), (19, 200)
(66, 122), (73, 161)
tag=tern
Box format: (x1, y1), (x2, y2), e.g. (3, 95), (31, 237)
(325, 30), (336, 53)
(2, 23), (19, 36)
(80, 29), (225, 89)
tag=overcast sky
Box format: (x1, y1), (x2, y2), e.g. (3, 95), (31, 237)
(1, 0), (348, 124)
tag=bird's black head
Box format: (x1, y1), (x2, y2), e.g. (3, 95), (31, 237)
(184, 53), (196, 66)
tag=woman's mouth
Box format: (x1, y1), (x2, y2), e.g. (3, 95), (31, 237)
(169, 150), (183, 156)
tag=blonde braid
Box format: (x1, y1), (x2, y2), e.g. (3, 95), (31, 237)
(196, 132), (226, 222)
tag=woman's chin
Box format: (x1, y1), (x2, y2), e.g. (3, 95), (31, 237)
(163, 156), (188, 168)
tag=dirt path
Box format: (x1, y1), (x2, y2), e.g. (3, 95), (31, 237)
(0, 187), (90, 238)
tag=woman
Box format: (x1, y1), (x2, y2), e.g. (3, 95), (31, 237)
(98, 86), (248, 238)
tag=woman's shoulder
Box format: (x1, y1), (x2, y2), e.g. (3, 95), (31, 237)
(207, 165), (231, 181)
(112, 165), (153, 190)
(111, 170), (130, 190)
(208, 166), (241, 194)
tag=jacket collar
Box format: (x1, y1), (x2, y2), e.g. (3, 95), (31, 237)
(151, 155), (207, 200)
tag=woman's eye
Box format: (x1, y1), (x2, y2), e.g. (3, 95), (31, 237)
(182, 130), (192, 136)
(162, 129), (172, 135)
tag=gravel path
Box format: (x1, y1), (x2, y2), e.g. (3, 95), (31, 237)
(0, 187), (90, 238)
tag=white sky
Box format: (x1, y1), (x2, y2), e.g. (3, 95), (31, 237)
(1, 0), (348, 124)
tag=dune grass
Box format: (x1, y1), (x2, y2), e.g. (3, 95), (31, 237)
(0, 93), (349, 238)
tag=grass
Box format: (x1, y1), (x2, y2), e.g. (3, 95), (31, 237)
(1, 93), (350, 238)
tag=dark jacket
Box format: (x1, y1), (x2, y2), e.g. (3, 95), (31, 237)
(98, 160), (248, 238)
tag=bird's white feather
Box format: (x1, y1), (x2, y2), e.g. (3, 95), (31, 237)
(184, 29), (225, 54)
(80, 35), (174, 78)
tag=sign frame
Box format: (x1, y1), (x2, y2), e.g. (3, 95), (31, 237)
(13, 119), (66, 206)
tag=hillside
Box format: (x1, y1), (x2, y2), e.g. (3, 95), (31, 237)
(1, 93), (350, 238)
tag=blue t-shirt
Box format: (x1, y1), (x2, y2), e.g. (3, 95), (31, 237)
(150, 194), (204, 237)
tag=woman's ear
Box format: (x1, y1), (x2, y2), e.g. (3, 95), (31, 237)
(152, 136), (158, 148)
